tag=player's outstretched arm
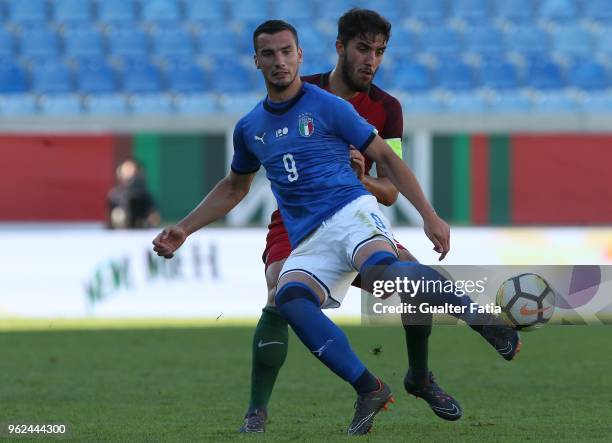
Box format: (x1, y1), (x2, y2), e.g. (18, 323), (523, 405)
(152, 171), (256, 258)
(363, 136), (450, 260)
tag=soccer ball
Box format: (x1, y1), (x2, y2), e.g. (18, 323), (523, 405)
(495, 273), (556, 330)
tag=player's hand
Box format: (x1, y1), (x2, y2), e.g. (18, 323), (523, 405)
(152, 225), (187, 259)
(349, 146), (366, 181)
(423, 213), (450, 261)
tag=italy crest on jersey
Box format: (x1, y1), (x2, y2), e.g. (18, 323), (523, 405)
(298, 113), (314, 137)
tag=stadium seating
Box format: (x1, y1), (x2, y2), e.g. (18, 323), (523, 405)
(7, 0), (47, 24)
(20, 28), (61, 59)
(184, 0), (225, 23)
(1, 0), (610, 115)
(0, 61), (28, 93)
(152, 26), (195, 58)
(0, 27), (15, 59)
(0, 94), (37, 115)
(64, 27), (104, 60)
(52, 0), (92, 24)
(31, 61), (73, 94)
(76, 59), (118, 94)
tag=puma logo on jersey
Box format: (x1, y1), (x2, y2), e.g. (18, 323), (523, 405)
(254, 132), (266, 144)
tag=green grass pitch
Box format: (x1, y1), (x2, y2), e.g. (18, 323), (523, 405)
(1, 320), (611, 441)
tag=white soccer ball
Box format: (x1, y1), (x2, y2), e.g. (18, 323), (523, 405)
(495, 273), (556, 330)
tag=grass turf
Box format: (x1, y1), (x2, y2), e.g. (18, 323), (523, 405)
(0, 322), (611, 441)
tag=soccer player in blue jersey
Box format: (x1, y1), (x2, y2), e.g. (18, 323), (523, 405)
(153, 20), (521, 435)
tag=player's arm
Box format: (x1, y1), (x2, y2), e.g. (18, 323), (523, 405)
(363, 135), (450, 260)
(152, 171), (255, 259)
(350, 148), (398, 206)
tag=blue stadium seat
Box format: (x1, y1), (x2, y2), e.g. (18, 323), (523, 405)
(227, 0), (268, 22)
(184, 0), (225, 23)
(64, 27), (104, 59)
(19, 28), (60, 59)
(298, 28), (329, 56)
(165, 60), (207, 93)
(401, 93), (446, 113)
(209, 60), (255, 93)
(130, 93), (173, 114)
(568, 61), (608, 90)
(392, 61), (431, 92)
(98, 0), (137, 24)
(446, 92), (489, 112)
(122, 60), (163, 93)
(360, 0), (403, 19)
(316, 0), (353, 22)
(141, 0), (180, 23)
(271, 0), (315, 23)
(489, 91), (531, 112)
(478, 60), (520, 90)
(31, 61), (73, 94)
(175, 93), (218, 114)
(450, 0), (490, 25)
(531, 91), (578, 112)
(539, 0), (578, 23)
(152, 26), (194, 58)
(52, 0), (92, 24)
(597, 28), (612, 56)
(39, 94), (82, 114)
(525, 59), (565, 90)
(493, 0), (535, 24)
(76, 59), (117, 93)
(408, 0), (446, 25)
(506, 25), (550, 57)
(463, 25), (505, 57)
(419, 28), (462, 59)
(0, 28), (15, 59)
(435, 62), (476, 91)
(85, 93), (128, 114)
(552, 25), (593, 57)
(387, 28), (417, 58)
(0, 60), (28, 93)
(580, 91), (612, 111)
(198, 28), (239, 57)
(220, 92), (263, 113)
(107, 27), (148, 58)
(8, 0), (47, 24)
(0, 94), (37, 115)
(584, 0), (612, 24)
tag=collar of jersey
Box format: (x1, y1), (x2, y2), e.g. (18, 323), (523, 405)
(263, 86), (307, 115)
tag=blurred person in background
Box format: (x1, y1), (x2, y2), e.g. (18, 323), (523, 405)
(107, 159), (160, 229)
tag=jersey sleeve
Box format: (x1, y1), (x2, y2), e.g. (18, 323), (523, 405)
(381, 95), (404, 159)
(329, 96), (377, 153)
(230, 120), (261, 174)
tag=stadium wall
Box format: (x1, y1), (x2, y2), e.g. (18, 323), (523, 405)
(2, 132), (611, 224)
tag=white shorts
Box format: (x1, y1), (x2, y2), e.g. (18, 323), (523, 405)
(279, 195), (397, 309)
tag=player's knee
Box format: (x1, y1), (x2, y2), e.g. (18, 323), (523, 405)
(398, 248), (419, 263)
(275, 282), (321, 309)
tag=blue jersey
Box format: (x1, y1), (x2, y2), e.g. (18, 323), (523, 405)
(231, 82), (377, 248)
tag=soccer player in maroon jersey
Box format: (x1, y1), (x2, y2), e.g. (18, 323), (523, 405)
(240, 9), (461, 432)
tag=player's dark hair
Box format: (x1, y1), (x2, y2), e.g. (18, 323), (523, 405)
(337, 8), (391, 46)
(253, 20), (299, 52)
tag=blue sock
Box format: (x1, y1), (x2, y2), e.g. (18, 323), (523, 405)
(360, 251), (488, 326)
(275, 282), (378, 392)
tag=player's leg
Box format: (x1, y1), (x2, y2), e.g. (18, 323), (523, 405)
(396, 248), (432, 383)
(275, 270), (393, 435)
(240, 259), (289, 433)
(354, 240), (521, 361)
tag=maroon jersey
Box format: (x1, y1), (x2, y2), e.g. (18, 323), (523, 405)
(263, 73), (405, 266)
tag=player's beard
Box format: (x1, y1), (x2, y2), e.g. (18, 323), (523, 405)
(340, 54), (374, 93)
(266, 70), (299, 93)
